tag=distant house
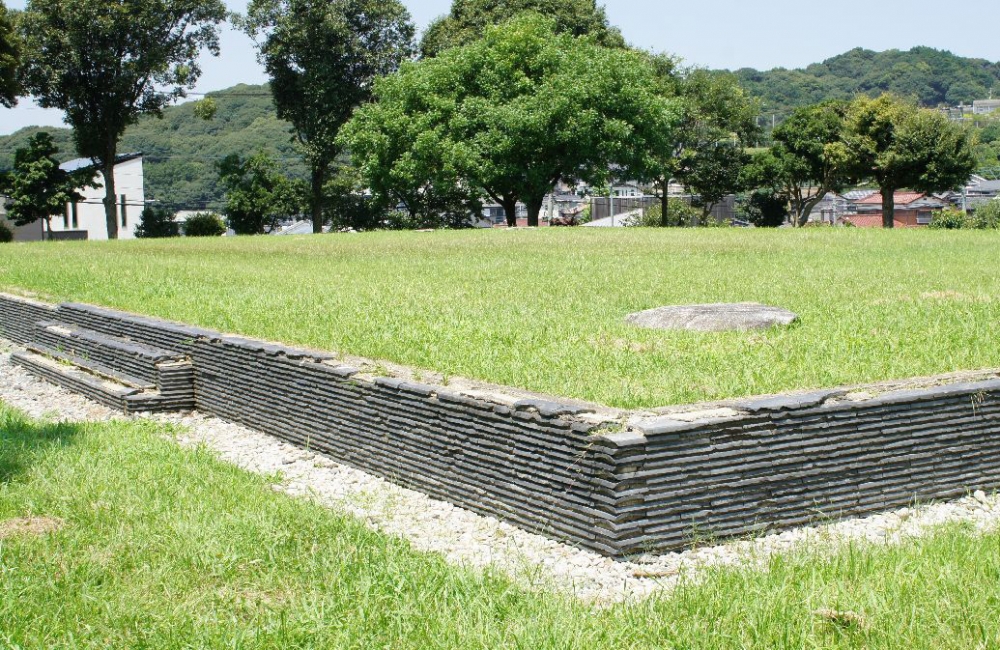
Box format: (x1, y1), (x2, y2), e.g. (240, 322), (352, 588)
(973, 99), (1000, 115)
(2, 154), (144, 242)
(841, 189), (878, 204)
(481, 202), (528, 226)
(809, 193), (850, 224)
(611, 182), (644, 198)
(8, 153), (147, 242)
(963, 176), (1000, 209)
(552, 192), (586, 216)
(850, 191), (947, 226)
(841, 214), (914, 229)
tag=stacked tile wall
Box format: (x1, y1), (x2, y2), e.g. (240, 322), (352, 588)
(2, 293), (1000, 557)
(0, 294), (57, 345)
(52, 300), (639, 556)
(623, 385), (1000, 553)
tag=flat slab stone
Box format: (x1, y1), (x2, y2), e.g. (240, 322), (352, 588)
(626, 303), (799, 332)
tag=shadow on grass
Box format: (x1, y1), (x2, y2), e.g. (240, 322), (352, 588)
(0, 408), (83, 485)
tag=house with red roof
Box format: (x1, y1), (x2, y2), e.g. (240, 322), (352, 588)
(841, 214), (914, 229)
(846, 192), (948, 227)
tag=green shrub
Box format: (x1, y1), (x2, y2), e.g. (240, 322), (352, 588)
(0, 221), (13, 243)
(928, 207), (971, 229)
(633, 201), (702, 227)
(981, 122), (1000, 144)
(135, 206), (180, 238)
(744, 190), (789, 228)
(970, 201), (1000, 229)
(183, 212), (227, 237)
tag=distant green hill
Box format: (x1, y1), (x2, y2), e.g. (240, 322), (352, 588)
(0, 84), (307, 212)
(735, 47), (1000, 114)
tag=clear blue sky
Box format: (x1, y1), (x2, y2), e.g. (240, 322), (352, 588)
(2, 0), (998, 135)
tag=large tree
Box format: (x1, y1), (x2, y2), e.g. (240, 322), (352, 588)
(843, 94), (977, 228)
(342, 14), (679, 228)
(5, 132), (91, 238)
(634, 62), (759, 227)
(0, 1), (20, 107)
(747, 101), (853, 227)
(419, 0), (624, 58)
(242, 0), (415, 234)
(19, 0), (226, 239)
(335, 93), (483, 228)
(673, 71), (758, 224)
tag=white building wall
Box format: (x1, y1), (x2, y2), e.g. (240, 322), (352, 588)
(51, 157), (144, 240)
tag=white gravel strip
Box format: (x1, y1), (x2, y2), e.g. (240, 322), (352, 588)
(2, 343), (999, 605)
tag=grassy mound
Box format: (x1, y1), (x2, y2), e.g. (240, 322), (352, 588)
(1, 228), (998, 408)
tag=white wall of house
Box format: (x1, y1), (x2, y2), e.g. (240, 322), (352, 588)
(50, 156), (144, 240)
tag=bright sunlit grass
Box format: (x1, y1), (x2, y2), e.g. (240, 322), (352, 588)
(3, 403), (1000, 649)
(1, 227), (998, 408)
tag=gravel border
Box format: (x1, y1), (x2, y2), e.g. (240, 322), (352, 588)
(2, 342), (999, 605)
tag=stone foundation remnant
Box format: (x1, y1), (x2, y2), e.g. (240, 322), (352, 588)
(1, 292), (999, 559)
(626, 303), (799, 332)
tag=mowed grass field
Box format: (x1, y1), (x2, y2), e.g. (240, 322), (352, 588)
(4, 403), (1000, 649)
(1, 228), (998, 408)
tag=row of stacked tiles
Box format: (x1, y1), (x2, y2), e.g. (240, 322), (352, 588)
(3, 293), (1000, 557)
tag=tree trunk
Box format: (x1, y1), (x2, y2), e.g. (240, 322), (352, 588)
(101, 154), (119, 240)
(701, 204), (714, 226)
(525, 197), (544, 228)
(310, 165), (327, 234)
(881, 186), (895, 229)
(500, 197), (518, 228)
(796, 194), (826, 227)
(794, 200), (808, 227)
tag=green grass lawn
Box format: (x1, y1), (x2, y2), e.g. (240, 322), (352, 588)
(1, 228), (999, 408)
(3, 403), (1000, 649)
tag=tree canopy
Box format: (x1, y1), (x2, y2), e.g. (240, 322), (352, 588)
(419, 0), (624, 58)
(4, 132), (91, 237)
(748, 101), (853, 226)
(843, 94), (977, 227)
(634, 62), (759, 225)
(343, 14), (679, 228)
(0, 1), (21, 107)
(241, 0), (415, 233)
(217, 151), (303, 235)
(19, 0), (226, 239)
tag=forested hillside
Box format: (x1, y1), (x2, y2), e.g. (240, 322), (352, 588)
(0, 84), (307, 211)
(736, 47), (1000, 113)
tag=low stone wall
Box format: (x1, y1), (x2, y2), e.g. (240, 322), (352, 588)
(47, 300), (641, 556)
(627, 385), (1000, 553)
(0, 294), (57, 346)
(2, 292), (1000, 558)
